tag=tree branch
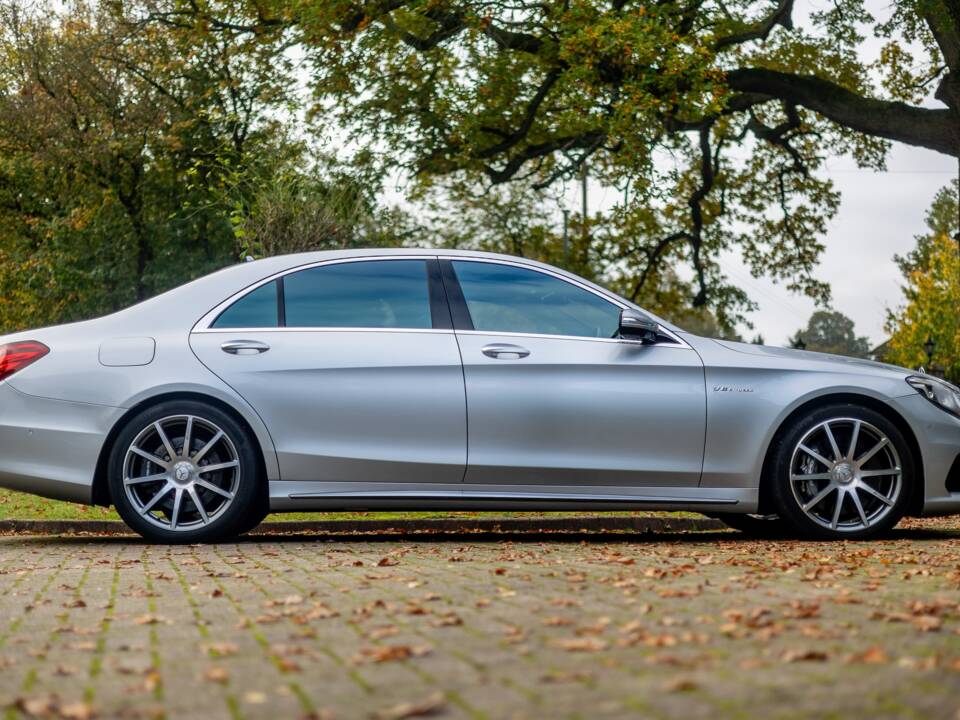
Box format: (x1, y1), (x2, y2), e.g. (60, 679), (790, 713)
(479, 132), (605, 185)
(726, 67), (960, 156)
(476, 69), (562, 158)
(713, 0), (795, 51)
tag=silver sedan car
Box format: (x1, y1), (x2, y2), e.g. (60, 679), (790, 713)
(1, 249), (958, 542)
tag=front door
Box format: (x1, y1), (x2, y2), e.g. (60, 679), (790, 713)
(190, 257), (466, 486)
(445, 259), (706, 488)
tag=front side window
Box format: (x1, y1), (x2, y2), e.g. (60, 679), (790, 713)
(284, 260), (432, 329)
(212, 280), (279, 329)
(452, 261), (621, 338)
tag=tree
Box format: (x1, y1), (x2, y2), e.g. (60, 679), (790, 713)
(895, 179), (958, 281)
(790, 310), (871, 358)
(248, 0), (960, 326)
(419, 176), (743, 336)
(233, 158), (426, 258)
(0, 0), (295, 330)
(885, 233), (960, 382)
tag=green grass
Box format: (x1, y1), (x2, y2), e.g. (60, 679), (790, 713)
(0, 488), (701, 522)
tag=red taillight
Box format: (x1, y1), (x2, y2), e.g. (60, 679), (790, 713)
(0, 341), (49, 382)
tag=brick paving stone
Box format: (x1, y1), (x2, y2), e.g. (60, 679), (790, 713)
(1, 519), (959, 719)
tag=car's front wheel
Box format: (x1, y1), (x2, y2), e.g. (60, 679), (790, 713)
(768, 404), (913, 540)
(108, 400), (263, 543)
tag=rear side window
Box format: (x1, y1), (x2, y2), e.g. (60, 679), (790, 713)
(212, 280), (279, 329)
(452, 261), (620, 338)
(284, 260), (432, 329)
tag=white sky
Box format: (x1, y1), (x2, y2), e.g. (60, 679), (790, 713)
(734, 147), (956, 346)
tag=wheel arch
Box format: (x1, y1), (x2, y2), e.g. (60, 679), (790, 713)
(757, 392), (925, 517)
(92, 390), (272, 507)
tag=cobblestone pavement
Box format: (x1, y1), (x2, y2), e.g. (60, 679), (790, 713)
(1, 520), (960, 720)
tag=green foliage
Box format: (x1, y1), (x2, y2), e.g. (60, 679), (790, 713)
(2, 0), (958, 335)
(0, 0), (296, 331)
(230, 157), (423, 259)
(886, 233), (960, 382)
(885, 181), (959, 381)
(285, 0), (960, 325)
(895, 180), (958, 279)
(791, 310), (871, 358)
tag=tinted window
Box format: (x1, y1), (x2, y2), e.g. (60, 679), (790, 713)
(284, 260), (432, 329)
(452, 261), (620, 338)
(212, 280), (278, 329)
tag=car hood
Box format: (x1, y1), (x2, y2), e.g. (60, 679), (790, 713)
(710, 339), (912, 377)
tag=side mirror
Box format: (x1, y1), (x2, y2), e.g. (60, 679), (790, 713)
(619, 309), (659, 344)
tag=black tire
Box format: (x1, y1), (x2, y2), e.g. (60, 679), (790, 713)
(237, 505), (269, 537)
(709, 513), (790, 538)
(108, 400), (264, 544)
(767, 403), (914, 540)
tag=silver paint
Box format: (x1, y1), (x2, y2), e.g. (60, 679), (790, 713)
(0, 248), (956, 519)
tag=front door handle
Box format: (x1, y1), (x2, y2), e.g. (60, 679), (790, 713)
(221, 340), (270, 355)
(481, 343), (530, 359)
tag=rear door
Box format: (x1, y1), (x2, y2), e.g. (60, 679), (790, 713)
(444, 258), (706, 488)
(190, 257), (466, 486)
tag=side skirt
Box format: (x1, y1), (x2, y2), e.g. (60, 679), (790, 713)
(269, 482), (758, 514)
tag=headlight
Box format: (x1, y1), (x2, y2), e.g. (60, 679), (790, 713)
(907, 375), (960, 419)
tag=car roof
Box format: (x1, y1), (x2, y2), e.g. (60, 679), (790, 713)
(50, 247), (676, 336)
(231, 249), (679, 331)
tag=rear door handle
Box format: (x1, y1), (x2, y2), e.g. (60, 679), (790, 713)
(221, 340), (270, 355)
(481, 343), (530, 359)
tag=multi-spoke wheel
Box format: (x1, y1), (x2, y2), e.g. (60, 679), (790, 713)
(769, 404), (913, 539)
(108, 401), (262, 543)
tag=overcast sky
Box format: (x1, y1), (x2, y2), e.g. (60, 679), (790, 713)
(730, 147), (956, 347)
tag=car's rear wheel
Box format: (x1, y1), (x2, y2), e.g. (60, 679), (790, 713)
(108, 400), (263, 543)
(768, 404), (913, 540)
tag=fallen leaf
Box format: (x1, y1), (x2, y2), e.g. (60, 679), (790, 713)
(912, 615), (943, 632)
(352, 645), (431, 665)
(13, 696), (56, 718)
(540, 670), (592, 684)
(553, 637), (608, 653)
(204, 642), (239, 657)
(781, 649), (828, 663)
(59, 702), (96, 720)
(845, 646), (889, 665)
(372, 692), (445, 720)
(204, 667), (229, 684)
(429, 613), (463, 627)
(898, 655), (940, 670)
(663, 678), (698, 693)
(134, 614), (169, 626)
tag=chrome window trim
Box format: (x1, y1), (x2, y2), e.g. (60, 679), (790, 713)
(195, 326), (454, 335)
(441, 255), (690, 348)
(191, 252), (688, 349)
(193, 255), (439, 333)
(455, 329), (689, 348)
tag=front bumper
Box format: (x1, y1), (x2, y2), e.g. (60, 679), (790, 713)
(892, 392), (960, 515)
(0, 382), (123, 504)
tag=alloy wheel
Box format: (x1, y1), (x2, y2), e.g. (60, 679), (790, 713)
(122, 415), (241, 531)
(789, 417), (902, 533)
